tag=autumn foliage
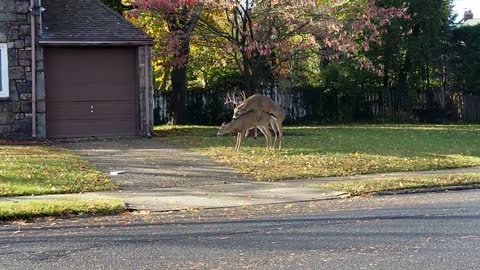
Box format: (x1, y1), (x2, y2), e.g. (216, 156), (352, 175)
(134, 0), (407, 75)
(132, 0), (409, 120)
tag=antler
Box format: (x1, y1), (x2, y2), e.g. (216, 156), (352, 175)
(224, 92), (238, 106)
(240, 91), (247, 102)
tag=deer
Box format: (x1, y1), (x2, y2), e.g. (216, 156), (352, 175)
(232, 93), (285, 149)
(219, 93), (277, 151)
(217, 111), (277, 151)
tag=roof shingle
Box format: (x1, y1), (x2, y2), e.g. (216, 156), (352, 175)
(40, 0), (153, 45)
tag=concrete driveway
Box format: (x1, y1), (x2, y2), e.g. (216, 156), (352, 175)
(56, 138), (344, 211)
(60, 138), (249, 190)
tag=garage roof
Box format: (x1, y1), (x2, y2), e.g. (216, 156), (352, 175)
(39, 0), (154, 46)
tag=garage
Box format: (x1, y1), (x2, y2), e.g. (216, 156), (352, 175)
(45, 47), (138, 138)
(35, 0), (154, 139)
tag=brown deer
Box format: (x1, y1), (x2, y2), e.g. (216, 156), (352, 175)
(217, 111), (277, 151)
(224, 92), (280, 143)
(233, 94), (285, 149)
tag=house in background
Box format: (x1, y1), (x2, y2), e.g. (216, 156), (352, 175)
(0, 0), (154, 139)
(459, 9), (480, 27)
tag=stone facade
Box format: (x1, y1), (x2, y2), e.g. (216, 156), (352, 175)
(0, 0), (33, 139)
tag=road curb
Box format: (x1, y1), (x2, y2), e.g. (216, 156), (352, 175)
(375, 184), (480, 196)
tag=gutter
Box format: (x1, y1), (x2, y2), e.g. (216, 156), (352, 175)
(38, 40), (155, 46)
(29, 0), (37, 138)
(144, 46), (152, 137)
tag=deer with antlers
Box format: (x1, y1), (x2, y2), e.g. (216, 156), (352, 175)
(219, 92), (278, 151)
(232, 93), (285, 149)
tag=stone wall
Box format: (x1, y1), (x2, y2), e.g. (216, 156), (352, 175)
(0, 0), (33, 139)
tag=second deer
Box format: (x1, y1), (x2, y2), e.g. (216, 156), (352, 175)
(220, 92), (277, 151)
(217, 111), (277, 151)
(233, 94), (285, 149)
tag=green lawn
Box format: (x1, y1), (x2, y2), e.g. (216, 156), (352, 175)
(314, 174), (480, 196)
(0, 198), (125, 221)
(0, 145), (115, 196)
(155, 125), (480, 181)
(0, 145), (122, 220)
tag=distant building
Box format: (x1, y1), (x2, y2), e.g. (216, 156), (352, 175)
(459, 10), (480, 27)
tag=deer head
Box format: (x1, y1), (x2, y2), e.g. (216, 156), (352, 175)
(217, 121), (230, 136)
(225, 91), (247, 119)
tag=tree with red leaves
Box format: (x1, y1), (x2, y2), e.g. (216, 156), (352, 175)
(195, 0), (409, 93)
(133, 0), (408, 122)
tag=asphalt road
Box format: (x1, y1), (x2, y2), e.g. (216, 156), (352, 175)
(2, 190), (480, 270)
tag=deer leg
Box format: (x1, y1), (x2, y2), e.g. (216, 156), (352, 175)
(246, 128), (258, 139)
(235, 132), (241, 151)
(238, 132), (242, 151)
(269, 116), (278, 149)
(277, 120), (283, 150)
(266, 127), (273, 149)
(240, 130), (246, 150)
(233, 133), (238, 151)
(258, 126), (272, 149)
(258, 126), (268, 149)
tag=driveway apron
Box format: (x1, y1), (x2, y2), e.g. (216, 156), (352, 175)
(59, 138), (249, 190)
(57, 138), (344, 211)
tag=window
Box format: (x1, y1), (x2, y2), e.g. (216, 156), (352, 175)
(0, 43), (9, 98)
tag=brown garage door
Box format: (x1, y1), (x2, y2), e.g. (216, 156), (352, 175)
(45, 47), (138, 138)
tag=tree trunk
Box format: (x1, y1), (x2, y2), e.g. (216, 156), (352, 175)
(397, 53), (412, 112)
(242, 53), (257, 95)
(242, 53), (270, 95)
(165, 6), (201, 124)
(170, 37), (191, 125)
(383, 66), (389, 118)
(425, 62), (434, 109)
(171, 66), (187, 124)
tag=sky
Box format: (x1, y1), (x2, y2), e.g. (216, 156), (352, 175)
(453, 0), (480, 20)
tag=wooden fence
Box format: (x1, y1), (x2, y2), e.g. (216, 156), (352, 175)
(154, 88), (308, 125)
(153, 89), (480, 124)
(462, 95), (480, 122)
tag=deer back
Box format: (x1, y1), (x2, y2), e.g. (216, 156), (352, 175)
(234, 94), (284, 121)
(219, 111), (258, 135)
